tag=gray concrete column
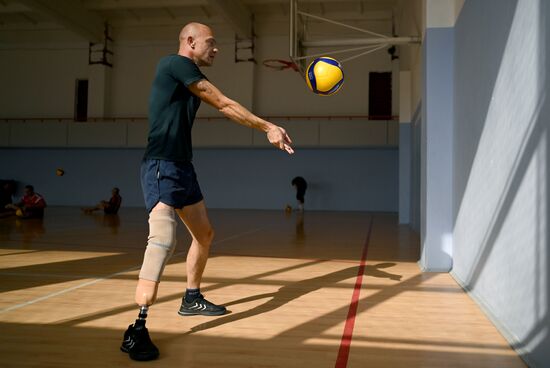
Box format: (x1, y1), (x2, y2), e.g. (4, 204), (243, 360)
(399, 71), (411, 224)
(419, 25), (454, 271)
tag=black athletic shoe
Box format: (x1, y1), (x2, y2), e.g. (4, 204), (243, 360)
(178, 294), (227, 316)
(120, 320), (159, 361)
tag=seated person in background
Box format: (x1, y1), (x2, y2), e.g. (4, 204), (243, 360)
(82, 187), (122, 215)
(5, 185), (46, 219)
(0, 181), (16, 217)
(291, 176), (308, 212)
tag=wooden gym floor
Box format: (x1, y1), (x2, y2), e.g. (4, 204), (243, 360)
(0, 207), (525, 367)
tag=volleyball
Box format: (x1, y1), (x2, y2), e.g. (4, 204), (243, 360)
(305, 57), (344, 95)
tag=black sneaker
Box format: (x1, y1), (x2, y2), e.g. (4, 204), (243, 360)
(120, 320), (160, 361)
(178, 294), (227, 316)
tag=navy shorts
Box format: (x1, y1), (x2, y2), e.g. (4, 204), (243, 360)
(140, 159), (204, 212)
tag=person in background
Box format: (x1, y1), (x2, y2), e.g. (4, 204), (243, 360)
(0, 181), (16, 218)
(82, 187), (122, 215)
(5, 185), (46, 219)
(291, 176), (308, 212)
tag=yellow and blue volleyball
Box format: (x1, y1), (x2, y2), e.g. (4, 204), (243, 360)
(305, 57), (344, 95)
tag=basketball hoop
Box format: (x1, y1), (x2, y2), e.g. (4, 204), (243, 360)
(262, 59), (299, 71)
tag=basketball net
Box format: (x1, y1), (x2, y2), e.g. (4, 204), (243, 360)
(262, 59), (299, 72)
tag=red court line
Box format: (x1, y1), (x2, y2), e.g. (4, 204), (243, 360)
(334, 216), (374, 368)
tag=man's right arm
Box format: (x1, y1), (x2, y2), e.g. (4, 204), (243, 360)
(189, 79), (294, 154)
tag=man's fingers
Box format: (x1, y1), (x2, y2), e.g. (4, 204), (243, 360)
(273, 140), (293, 154)
(267, 127), (294, 154)
(284, 133), (292, 144)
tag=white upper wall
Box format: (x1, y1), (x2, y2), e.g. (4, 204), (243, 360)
(399, 71), (411, 123)
(396, 0), (424, 113)
(0, 44), (89, 118)
(0, 6), (394, 119)
(395, 0), (465, 114)
(455, 0), (466, 22)
(426, 0), (465, 28)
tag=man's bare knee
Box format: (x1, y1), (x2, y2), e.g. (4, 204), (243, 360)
(196, 227), (214, 246)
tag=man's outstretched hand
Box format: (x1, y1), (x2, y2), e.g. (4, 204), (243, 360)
(267, 126), (294, 154)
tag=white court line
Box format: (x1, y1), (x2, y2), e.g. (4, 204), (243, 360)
(0, 272), (100, 279)
(0, 226), (268, 314)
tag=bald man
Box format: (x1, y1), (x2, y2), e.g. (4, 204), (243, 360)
(120, 23), (294, 361)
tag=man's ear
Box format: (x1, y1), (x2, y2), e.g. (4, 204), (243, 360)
(188, 36), (195, 48)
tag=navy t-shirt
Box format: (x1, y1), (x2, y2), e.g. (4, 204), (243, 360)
(144, 55), (207, 162)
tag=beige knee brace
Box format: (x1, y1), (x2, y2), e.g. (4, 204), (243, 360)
(138, 208), (177, 282)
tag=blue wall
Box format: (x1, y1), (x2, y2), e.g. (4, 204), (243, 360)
(410, 105), (421, 233)
(0, 148), (398, 211)
(452, 0), (549, 366)
(398, 123), (411, 224)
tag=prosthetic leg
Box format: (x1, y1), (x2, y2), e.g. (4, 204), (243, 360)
(121, 207), (177, 361)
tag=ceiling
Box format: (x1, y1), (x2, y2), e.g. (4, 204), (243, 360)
(0, 0), (398, 31)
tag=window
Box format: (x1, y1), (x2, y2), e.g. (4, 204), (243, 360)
(368, 72), (392, 119)
(74, 79), (88, 122)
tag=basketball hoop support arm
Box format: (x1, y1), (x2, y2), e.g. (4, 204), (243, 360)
(302, 37), (420, 48)
(291, 2), (421, 50)
(288, 0), (420, 74)
(290, 0), (298, 59)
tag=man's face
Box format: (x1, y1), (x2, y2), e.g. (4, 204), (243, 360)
(24, 188), (32, 196)
(194, 27), (218, 66)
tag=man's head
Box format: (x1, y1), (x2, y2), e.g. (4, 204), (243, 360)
(178, 22), (218, 66)
(24, 185), (34, 196)
(112, 187), (120, 195)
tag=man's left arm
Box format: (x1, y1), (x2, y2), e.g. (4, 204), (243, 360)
(189, 79), (294, 154)
(33, 196), (46, 209)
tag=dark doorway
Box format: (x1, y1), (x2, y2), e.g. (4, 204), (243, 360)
(368, 72), (392, 120)
(74, 79), (88, 122)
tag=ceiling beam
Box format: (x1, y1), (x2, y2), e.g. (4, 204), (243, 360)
(14, 0), (105, 42)
(84, 0), (208, 10)
(19, 11), (37, 24)
(207, 0), (252, 39)
(246, 0), (396, 3)
(163, 7), (176, 20)
(200, 5), (211, 18)
(0, 1), (31, 13)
